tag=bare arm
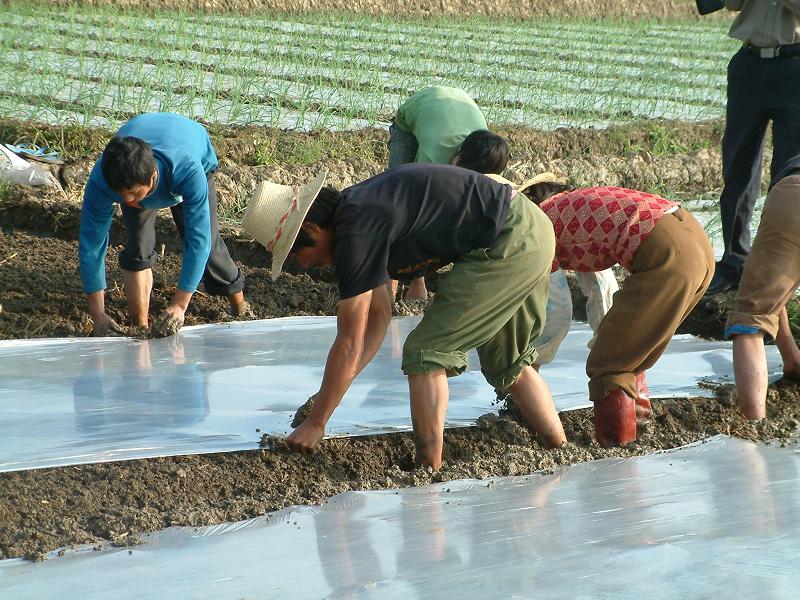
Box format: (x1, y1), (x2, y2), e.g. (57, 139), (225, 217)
(354, 282), (393, 375)
(286, 287), (377, 452)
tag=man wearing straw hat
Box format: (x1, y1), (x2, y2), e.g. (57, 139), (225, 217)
(80, 112), (248, 338)
(244, 163), (566, 469)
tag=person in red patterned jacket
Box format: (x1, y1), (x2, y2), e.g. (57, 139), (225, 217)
(520, 174), (715, 447)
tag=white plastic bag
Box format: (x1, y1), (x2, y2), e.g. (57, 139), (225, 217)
(0, 144), (58, 187)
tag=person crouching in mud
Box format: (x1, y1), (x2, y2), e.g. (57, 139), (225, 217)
(79, 112), (249, 338)
(511, 174), (714, 448)
(388, 85), (507, 301)
(243, 163), (566, 469)
(725, 174), (800, 420)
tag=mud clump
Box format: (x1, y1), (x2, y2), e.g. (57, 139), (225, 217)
(291, 395), (316, 428)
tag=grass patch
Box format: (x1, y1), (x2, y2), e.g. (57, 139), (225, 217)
(0, 120), (111, 159)
(0, 178), (14, 202)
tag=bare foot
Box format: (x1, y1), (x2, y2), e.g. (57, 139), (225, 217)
(403, 280), (428, 302)
(231, 300), (256, 319)
(782, 364), (800, 382)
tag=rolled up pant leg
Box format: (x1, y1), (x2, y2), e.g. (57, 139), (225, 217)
(726, 176), (800, 341)
(402, 198), (555, 391)
(171, 173), (245, 296)
(586, 209), (714, 400)
(119, 204), (158, 271)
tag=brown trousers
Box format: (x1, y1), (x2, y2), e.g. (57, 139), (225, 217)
(727, 175), (800, 341)
(587, 208), (715, 400)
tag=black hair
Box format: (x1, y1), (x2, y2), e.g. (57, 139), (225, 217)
(454, 130), (509, 174)
(101, 136), (156, 192)
(290, 187), (343, 252)
(522, 182), (574, 205)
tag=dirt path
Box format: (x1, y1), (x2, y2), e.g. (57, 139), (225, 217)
(25, 0), (730, 21)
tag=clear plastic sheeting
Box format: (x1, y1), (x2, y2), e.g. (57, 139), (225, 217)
(0, 317), (781, 472)
(3, 436), (799, 599)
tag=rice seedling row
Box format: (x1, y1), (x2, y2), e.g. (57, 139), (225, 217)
(0, 3), (736, 129)
(2, 10), (734, 80)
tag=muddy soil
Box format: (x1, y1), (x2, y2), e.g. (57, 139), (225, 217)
(27, 0), (731, 21)
(2, 380), (799, 561)
(0, 116), (745, 340)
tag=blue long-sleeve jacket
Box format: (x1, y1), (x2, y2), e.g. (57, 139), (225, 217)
(79, 113), (218, 294)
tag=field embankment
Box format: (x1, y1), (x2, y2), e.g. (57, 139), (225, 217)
(21, 0), (728, 20)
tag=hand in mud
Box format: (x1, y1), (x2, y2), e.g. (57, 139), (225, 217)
(291, 394), (316, 428)
(92, 314), (125, 337)
(149, 307), (185, 338)
(286, 419), (325, 454)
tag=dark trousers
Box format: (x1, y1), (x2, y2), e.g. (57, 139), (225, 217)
(119, 173), (245, 296)
(718, 47), (800, 279)
(387, 121), (418, 168)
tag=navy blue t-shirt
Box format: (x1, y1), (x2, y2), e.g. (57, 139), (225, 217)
(333, 163), (512, 299)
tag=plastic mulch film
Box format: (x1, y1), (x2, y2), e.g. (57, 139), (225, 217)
(0, 317), (781, 473)
(2, 435), (799, 599)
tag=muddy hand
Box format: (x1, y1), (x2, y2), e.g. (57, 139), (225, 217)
(291, 393), (317, 428)
(149, 310), (185, 338)
(92, 314), (124, 337)
(286, 419), (324, 454)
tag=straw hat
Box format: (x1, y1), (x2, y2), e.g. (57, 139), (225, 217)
(485, 172), (563, 193)
(242, 170), (328, 280)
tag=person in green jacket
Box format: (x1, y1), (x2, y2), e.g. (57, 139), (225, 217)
(389, 86), (508, 301)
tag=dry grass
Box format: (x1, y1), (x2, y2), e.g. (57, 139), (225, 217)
(23, 0), (722, 21)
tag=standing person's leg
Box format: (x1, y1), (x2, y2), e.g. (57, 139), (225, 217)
(119, 204), (158, 326)
(403, 200), (562, 467)
(765, 52), (800, 187)
(587, 209), (714, 446)
(713, 49), (769, 292)
(171, 173), (246, 314)
(404, 277), (428, 302)
(726, 176), (800, 419)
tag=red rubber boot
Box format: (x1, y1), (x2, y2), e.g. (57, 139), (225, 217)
(593, 388), (637, 448)
(635, 372), (652, 426)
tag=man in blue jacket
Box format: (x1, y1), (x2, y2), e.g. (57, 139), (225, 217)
(79, 113), (247, 337)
